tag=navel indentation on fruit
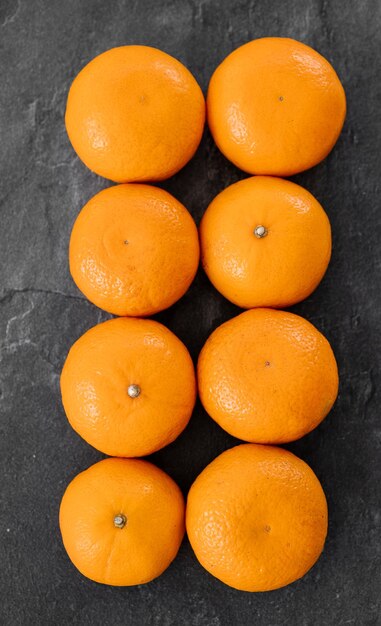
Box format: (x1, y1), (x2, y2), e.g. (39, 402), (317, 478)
(265, 361), (271, 367)
(114, 513), (127, 529)
(279, 96), (284, 102)
(254, 225), (268, 239)
(127, 384), (141, 398)
(123, 239), (129, 245)
(264, 524), (271, 533)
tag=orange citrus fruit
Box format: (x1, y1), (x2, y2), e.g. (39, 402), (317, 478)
(60, 458), (185, 585)
(60, 317), (196, 456)
(186, 443), (328, 591)
(65, 45), (205, 182)
(207, 37), (346, 176)
(198, 308), (338, 443)
(69, 184), (199, 316)
(200, 176), (331, 309)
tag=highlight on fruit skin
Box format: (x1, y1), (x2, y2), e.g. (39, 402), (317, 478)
(69, 183), (200, 317)
(197, 308), (338, 444)
(60, 317), (196, 457)
(207, 37), (346, 176)
(59, 458), (185, 586)
(65, 45), (205, 182)
(186, 444), (328, 592)
(200, 175), (332, 310)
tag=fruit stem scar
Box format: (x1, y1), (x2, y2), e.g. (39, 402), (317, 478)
(279, 96), (284, 101)
(114, 514), (127, 529)
(254, 225), (268, 239)
(124, 240), (129, 245)
(127, 384), (141, 398)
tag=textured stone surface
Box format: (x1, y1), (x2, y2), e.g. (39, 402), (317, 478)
(1, 0), (380, 624)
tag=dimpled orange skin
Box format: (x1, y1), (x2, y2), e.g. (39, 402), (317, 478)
(60, 317), (196, 457)
(69, 184), (199, 317)
(59, 458), (185, 586)
(65, 46), (205, 182)
(197, 308), (338, 443)
(186, 444), (328, 592)
(200, 176), (331, 309)
(207, 37), (346, 176)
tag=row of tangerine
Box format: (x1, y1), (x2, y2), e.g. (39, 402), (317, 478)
(61, 309), (337, 458)
(66, 39), (345, 183)
(69, 176), (332, 317)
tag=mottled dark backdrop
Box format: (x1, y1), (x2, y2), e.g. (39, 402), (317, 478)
(1, 0), (380, 624)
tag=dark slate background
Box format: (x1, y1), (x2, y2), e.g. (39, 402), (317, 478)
(1, 0), (380, 624)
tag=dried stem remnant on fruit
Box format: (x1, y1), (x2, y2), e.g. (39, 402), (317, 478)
(127, 384), (141, 398)
(254, 225), (268, 238)
(114, 514), (127, 529)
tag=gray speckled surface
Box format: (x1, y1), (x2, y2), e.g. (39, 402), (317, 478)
(1, 0), (380, 624)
